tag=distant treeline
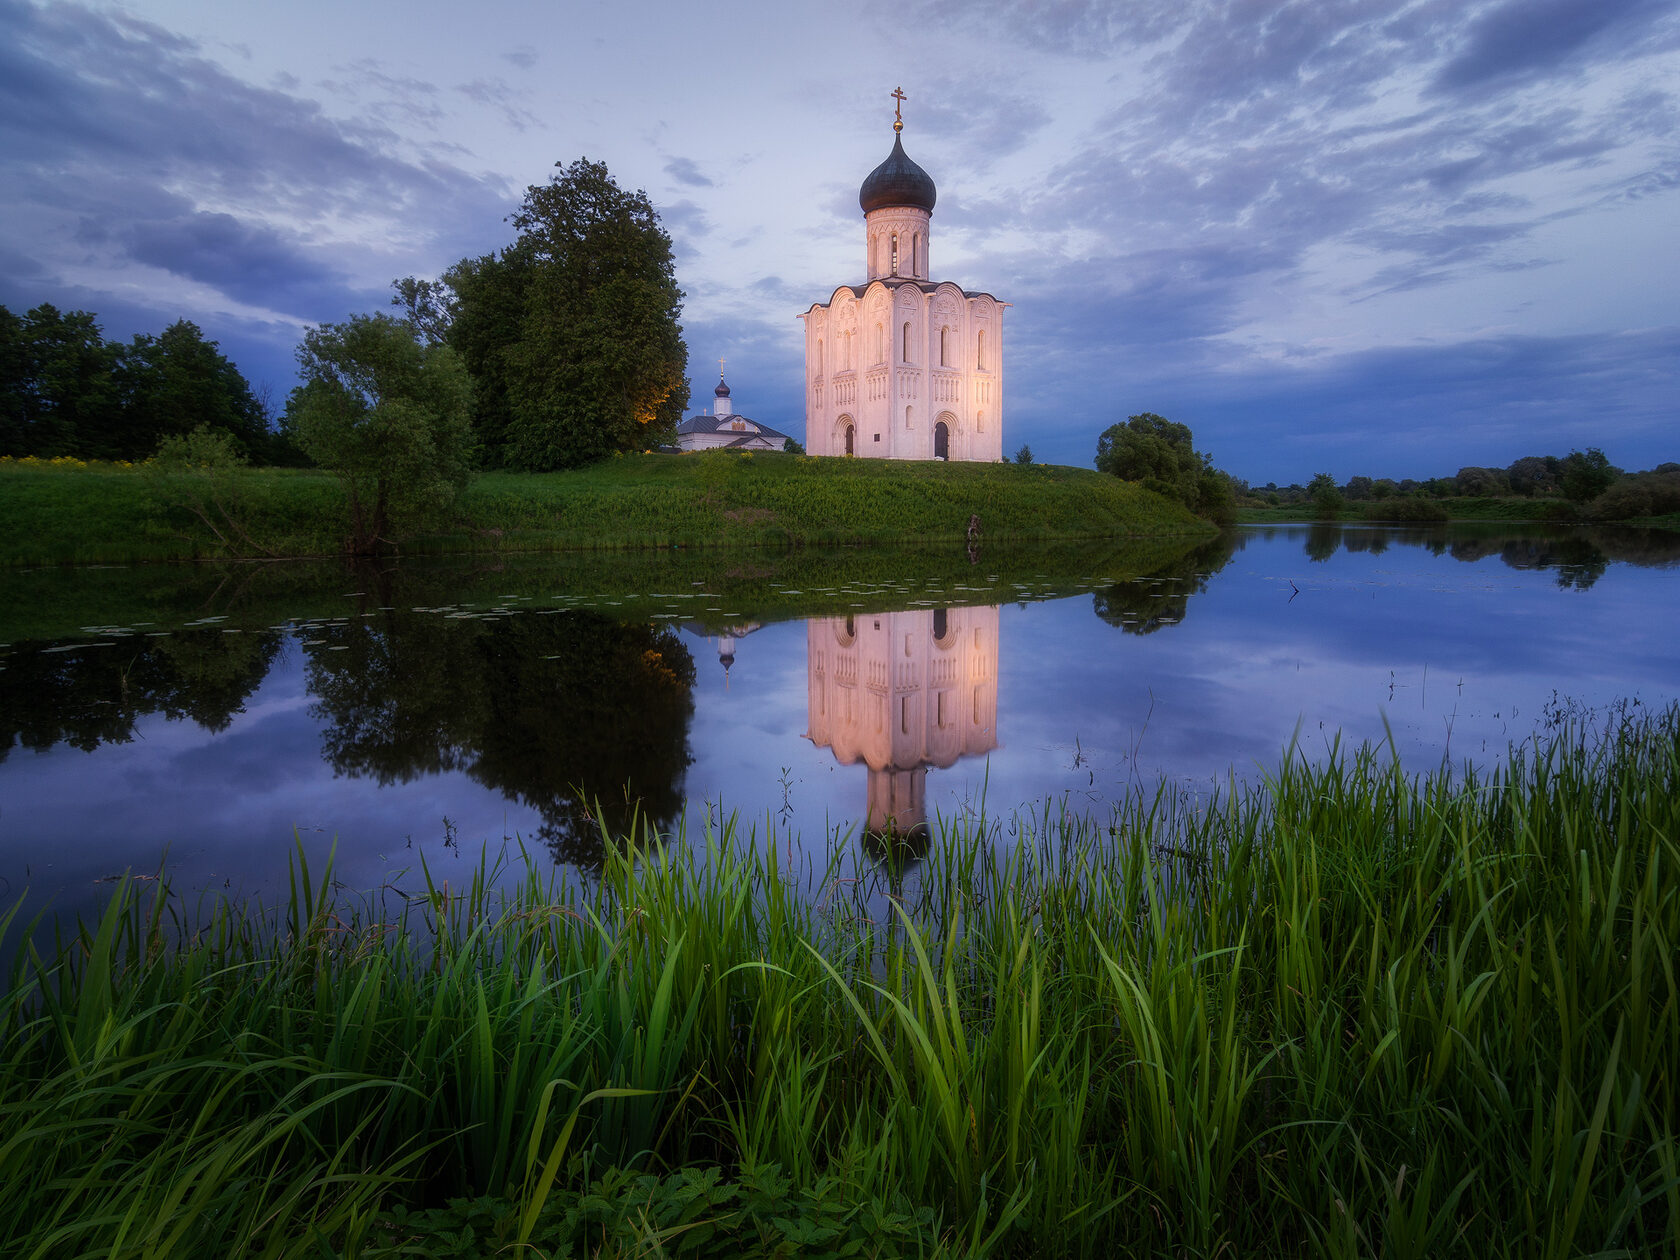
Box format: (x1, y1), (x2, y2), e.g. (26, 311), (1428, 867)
(1254, 449), (1680, 522)
(0, 303), (299, 465)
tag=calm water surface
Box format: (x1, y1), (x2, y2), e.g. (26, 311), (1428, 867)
(2, 523), (1677, 924)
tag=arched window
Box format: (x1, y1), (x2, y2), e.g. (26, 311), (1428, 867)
(902, 321), (911, 362)
(875, 322), (884, 363)
(976, 409), (985, 432)
(905, 405), (913, 430)
(816, 339), (823, 375)
(891, 233), (899, 275)
(977, 329), (986, 370)
(844, 330), (852, 370)
(940, 327), (948, 367)
(913, 233), (921, 275)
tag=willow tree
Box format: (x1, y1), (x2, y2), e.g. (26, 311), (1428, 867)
(287, 313), (475, 555)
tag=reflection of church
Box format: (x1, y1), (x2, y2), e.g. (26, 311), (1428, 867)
(805, 606), (999, 842)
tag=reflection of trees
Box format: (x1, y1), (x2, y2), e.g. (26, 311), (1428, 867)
(1304, 524), (1341, 563)
(305, 609), (696, 869)
(0, 629), (281, 759)
(1292, 523), (1680, 591)
(1092, 532), (1242, 635)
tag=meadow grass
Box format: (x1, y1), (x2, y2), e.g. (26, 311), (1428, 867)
(0, 451), (1206, 565)
(1, 704), (1675, 1258)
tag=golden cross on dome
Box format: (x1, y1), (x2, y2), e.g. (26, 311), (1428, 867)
(892, 86), (906, 133)
(718, 357), (725, 376)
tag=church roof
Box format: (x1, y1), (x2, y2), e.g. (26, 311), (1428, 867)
(675, 413), (793, 444)
(859, 134), (937, 215)
(802, 279), (1005, 312)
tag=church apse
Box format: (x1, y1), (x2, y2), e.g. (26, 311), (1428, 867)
(804, 605), (1000, 846)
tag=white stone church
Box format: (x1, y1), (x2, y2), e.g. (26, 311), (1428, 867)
(800, 99), (1006, 461)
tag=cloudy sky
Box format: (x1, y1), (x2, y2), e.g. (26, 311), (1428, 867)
(3, 0), (1675, 482)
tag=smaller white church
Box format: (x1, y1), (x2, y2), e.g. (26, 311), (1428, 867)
(675, 376), (796, 453)
(800, 91), (1007, 461)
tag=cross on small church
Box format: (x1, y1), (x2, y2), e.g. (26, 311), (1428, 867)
(892, 87), (906, 132)
(718, 357), (725, 375)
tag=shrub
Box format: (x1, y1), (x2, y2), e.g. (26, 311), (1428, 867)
(1363, 496), (1448, 523)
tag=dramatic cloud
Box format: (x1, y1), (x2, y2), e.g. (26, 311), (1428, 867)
(0, 0), (511, 350)
(2, 0), (1673, 478)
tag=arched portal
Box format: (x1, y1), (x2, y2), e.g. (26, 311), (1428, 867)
(836, 413), (856, 457)
(933, 420), (949, 461)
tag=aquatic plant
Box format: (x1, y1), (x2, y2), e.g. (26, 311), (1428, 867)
(1, 704), (1674, 1257)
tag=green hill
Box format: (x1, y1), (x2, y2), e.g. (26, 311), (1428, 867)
(0, 451), (1210, 564)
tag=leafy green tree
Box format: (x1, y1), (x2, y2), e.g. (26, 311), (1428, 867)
(1096, 413), (1198, 501)
(1309, 472), (1344, 519)
(1013, 443), (1033, 465)
(0, 303), (122, 457)
(1455, 466), (1509, 497)
(782, 436), (805, 455)
(389, 276), (456, 347)
(436, 250), (530, 465)
(117, 320), (267, 459)
(286, 313), (475, 555)
(1561, 447), (1617, 503)
(1095, 412), (1237, 523)
(441, 159), (689, 470)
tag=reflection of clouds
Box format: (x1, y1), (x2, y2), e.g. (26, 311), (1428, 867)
(4, 529), (1677, 926)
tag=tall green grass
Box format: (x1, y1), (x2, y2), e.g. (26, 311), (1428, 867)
(2, 705), (1675, 1257)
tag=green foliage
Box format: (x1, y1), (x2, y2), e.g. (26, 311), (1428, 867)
(1585, 469), (1680, 522)
(782, 435), (805, 455)
(1095, 412), (1238, 524)
(0, 303), (121, 457)
(442, 159), (689, 471)
(0, 304), (271, 461)
(389, 275), (455, 347)
(1012, 443), (1033, 465)
(1363, 495), (1449, 522)
(2, 704), (1676, 1257)
(1309, 471), (1345, 519)
(1562, 447), (1618, 503)
(374, 1164), (939, 1258)
(287, 313), (476, 555)
(141, 425), (281, 556)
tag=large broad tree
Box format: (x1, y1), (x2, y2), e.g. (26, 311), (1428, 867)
(117, 319), (268, 459)
(1095, 412), (1235, 523)
(286, 313), (475, 555)
(418, 158), (688, 470)
(0, 304), (121, 458)
(1, 304), (272, 461)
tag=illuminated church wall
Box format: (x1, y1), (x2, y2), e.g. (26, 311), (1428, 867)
(804, 605), (1000, 836)
(800, 94), (1006, 464)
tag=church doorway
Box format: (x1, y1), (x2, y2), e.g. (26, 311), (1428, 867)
(845, 424), (855, 456)
(933, 421), (949, 461)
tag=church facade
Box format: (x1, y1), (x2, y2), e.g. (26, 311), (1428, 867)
(675, 376), (794, 452)
(800, 100), (1006, 462)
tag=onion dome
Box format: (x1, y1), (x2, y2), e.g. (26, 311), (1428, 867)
(859, 134), (937, 215)
(714, 377), (730, 397)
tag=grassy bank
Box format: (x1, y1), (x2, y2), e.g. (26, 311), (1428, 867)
(0, 452), (1207, 565)
(3, 704), (1675, 1258)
